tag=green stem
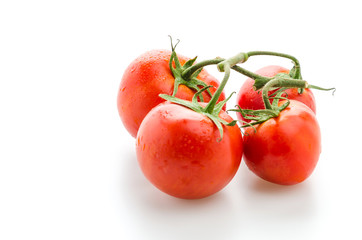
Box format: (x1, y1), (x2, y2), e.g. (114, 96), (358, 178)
(307, 84), (336, 95)
(181, 56), (270, 86)
(217, 52), (248, 72)
(204, 53), (248, 113)
(181, 52), (263, 81)
(262, 77), (308, 109)
(204, 63), (231, 113)
(247, 51), (299, 64)
(181, 59), (222, 79)
(247, 51), (301, 78)
(181, 51), (303, 93)
(231, 65), (271, 86)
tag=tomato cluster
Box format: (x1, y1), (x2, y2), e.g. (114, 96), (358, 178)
(117, 42), (331, 199)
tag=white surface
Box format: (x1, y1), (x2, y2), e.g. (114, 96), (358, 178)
(1, 1), (361, 239)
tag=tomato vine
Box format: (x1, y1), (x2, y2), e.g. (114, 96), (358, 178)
(161, 40), (335, 138)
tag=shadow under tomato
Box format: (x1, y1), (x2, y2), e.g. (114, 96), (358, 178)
(238, 162), (318, 221)
(118, 147), (241, 240)
(251, 177), (308, 194)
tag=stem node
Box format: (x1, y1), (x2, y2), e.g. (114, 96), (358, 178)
(217, 52), (248, 72)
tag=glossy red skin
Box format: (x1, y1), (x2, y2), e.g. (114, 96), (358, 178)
(243, 100), (321, 185)
(236, 65), (316, 123)
(136, 102), (243, 199)
(117, 49), (225, 138)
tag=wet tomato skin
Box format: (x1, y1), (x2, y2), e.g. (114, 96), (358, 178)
(243, 100), (321, 185)
(136, 102), (243, 199)
(117, 50), (225, 138)
(236, 65), (316, 123)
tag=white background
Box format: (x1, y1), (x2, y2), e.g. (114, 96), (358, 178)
(1, 1), (361, 239)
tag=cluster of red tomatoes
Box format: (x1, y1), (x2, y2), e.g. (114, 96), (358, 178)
(117, 44), (327, 199)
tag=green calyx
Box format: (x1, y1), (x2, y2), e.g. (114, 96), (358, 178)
(160, 51), (246, 141)
(229, 91), (290, 128)
(230, 73), (335, 128)
(229, 75), (309, 128)
(160, 87), (237, 142)
(168, 37), (212, 101)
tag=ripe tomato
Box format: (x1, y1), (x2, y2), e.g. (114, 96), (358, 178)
(242, 100), (321, 185)
(236, 65), (316, 123)
(136, 102), (243, 199)
(117, 50), (225, 138)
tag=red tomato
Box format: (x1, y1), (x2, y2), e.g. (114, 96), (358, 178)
(242, 100), (321, 185)
(136, 102), (243, 199)
(117, 50), (225, 138)
(236, 65), (316, 123)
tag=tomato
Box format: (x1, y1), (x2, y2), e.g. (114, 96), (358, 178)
(236, 65), (316, 123)
(136, 102), (243, 199)
(117, 50), (225, 138)
(242, 100), (321, 185)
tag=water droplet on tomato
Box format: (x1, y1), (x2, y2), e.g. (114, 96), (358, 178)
(130, 65), (137, 73)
